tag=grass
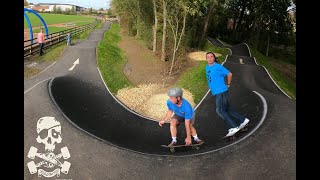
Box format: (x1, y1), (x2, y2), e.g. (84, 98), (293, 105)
(75, 21), (94, 26)
(97, 23), (133, 94)
(176, 61), (208, 104)
(76, 21), (101, 39)
(32, 43), (66, 62)
(95, 21), (103, 29)
(32, 26), (69, 34)
(25, 21), (101, 79)
(177, 41), (231, 104)
(24, 13), (95, 28)
(24, 43), (66, 79)
(177, 39), (296, 102)
(24, 67), (42, 79)
(78, 30), (91, 39)
(250, 48), (296, 99)
(31, 21), (100, 60)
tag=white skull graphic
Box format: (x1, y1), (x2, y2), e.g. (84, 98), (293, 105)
(36, 117), (62, 152)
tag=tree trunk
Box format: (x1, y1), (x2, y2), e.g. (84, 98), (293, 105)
(232, 17), (237, 39)
(200, 5), (213, 42)
(266, 31), (270, 56)
(255, 28), (260, 49)
(161, 0), (167, 61)
(136, 20), (139, 37)
(236, 2), (246, 31)
(168, 9), (187, 76)
(169, 44), (177, 76)
(153, 0), (158, 53)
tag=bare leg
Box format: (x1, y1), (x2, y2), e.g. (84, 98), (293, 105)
(190, 124), (197, 136)
(170, 119), (179, 138)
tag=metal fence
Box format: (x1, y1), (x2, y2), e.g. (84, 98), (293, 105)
(24, 20), (100, 58)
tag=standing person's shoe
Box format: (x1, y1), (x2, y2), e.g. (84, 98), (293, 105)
(225, 127), (240, 137)
(239, 118), (250, 130)
(194, 138), (204, 144)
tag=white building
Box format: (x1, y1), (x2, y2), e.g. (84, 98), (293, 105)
(37, 3), (86, 12)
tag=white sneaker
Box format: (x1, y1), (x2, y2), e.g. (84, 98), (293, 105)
(239, 118), (250, 130)
(225, 127), (240, 137)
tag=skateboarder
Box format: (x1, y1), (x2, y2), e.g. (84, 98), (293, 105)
(205, 52), (250, 137)
(159, 87), (203, 146)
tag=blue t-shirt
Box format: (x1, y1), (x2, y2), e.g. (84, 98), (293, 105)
(206, 63), (230, 95)
(166, 98), (194, 120)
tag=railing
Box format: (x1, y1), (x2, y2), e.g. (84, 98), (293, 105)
(24, 20), (99, 58)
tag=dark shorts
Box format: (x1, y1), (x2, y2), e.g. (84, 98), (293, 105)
(172, 113), (195, 125)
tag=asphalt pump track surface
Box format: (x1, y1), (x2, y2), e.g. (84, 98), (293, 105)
(47, 28), (294, 157)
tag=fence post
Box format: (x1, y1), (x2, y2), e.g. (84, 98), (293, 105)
(29, 45), (32, 56)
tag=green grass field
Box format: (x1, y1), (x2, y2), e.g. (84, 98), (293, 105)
(24, 13), (95, 28)
(32, 26), (69, 34)
(75, 21), (94, 26)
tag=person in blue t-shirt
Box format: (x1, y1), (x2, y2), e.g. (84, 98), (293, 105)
(159, 87), (203, 146)
(205, 52), (250, 137)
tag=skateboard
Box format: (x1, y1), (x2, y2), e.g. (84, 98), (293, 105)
(161, 141), (204, 153)
(222, 124), (250, 141)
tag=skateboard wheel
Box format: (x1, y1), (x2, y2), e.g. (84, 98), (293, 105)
(170, 148), (175, 153)
(195, 146), (200, 150)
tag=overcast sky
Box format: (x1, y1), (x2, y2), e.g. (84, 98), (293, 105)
(28, 0), (111, 10)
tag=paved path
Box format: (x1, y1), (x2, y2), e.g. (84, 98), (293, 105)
(24, 22), (296, 179)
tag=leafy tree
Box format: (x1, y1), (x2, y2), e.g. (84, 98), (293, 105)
(65, 8), (71, 15)
(166, 0), (188, 75)
(57, 7), (62, 14)
(53, 5), (57, 13)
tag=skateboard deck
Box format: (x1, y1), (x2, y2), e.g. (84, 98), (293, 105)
(222, 124), (250, 141)
(161, 141), (204, 153)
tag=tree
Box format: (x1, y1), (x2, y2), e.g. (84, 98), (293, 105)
(99, 8), (104, 11)
(152, 0), (158, 53)
(24, 0), (28, 6)
(200, 0), (219, 45)
(65, 8), (71, 15)
(53, 5), (57, 13)
(57, 7), (62, 14)
(166, 0), (188, 76)
(161, 0), (167, 61)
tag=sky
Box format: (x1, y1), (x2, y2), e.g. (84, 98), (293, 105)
(28, 0), (111, 10)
